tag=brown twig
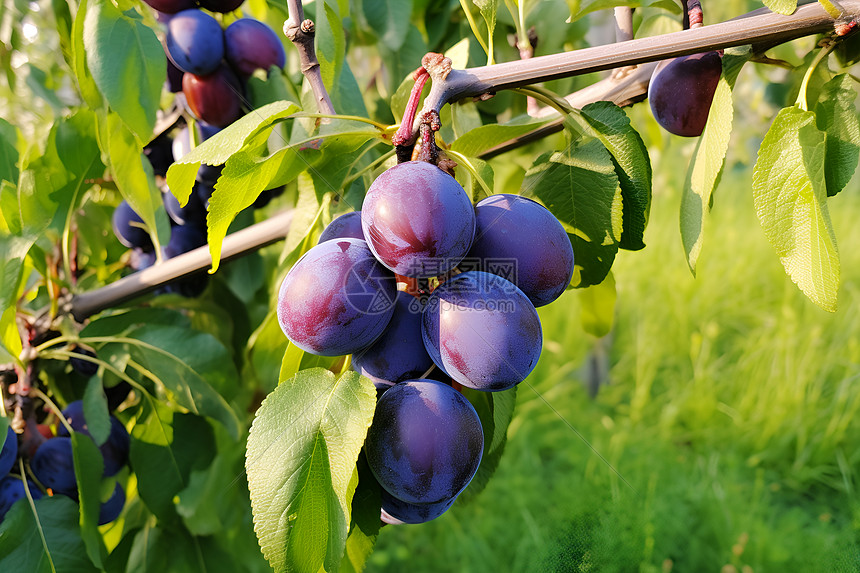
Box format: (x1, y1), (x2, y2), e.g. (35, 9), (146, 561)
(283, 0), (335, 116)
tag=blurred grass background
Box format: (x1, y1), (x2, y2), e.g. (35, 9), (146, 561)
(367, 93), (860, 571)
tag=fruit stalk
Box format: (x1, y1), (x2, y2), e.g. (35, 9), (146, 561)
(283, 0), (335, 115)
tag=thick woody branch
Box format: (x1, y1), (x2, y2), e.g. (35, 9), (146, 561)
(284, 0), (335, 115)
(411, 1), (859, 139)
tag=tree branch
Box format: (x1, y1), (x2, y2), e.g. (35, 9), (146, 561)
(283, 0), (335, 115)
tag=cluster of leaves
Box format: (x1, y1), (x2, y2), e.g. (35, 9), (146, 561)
(1, 0), (859, 572)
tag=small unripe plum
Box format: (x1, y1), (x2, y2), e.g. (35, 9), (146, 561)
(224, 18), (287, 77)
(648, 51), (722, 137)
(182, 66), (244, 128)
(165, 10), (225, 76)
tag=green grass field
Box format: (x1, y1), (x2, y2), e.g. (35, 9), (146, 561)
(367, 131), (860, 572)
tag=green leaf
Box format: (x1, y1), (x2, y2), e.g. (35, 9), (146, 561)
(473, 0), (498, 62)
(246, 368), (376, 573)
(361, 0), (413, 51)
(752, 106), (838, 311)
(317, 1), (346, 92)
(680, 47), (750, 274)
(130, 403), (216, 519)
(339, 454), (381, 573)
(71, 432), (107, 568)
(0, 234), (34, 361)
(104, 112), (170, 253)
(815, 74), (860, 197)
(0, 495), (100, 573)
(72, 0), (102, 110)
(106, 324), (241, 438)
(526, 141), (623, 288)
(458, 386), (516, 503)
(762, 0), (797, 15)
(165, 101), (301, 206)
(83, 0), (165, 143)
(577, 101), (652, 251)
(567, 0), (680, 22)
(82, 376), (111, 446)
(579, 271), (617, 338)
(451, 117), (551, 158)
(0, 118), (18, 185)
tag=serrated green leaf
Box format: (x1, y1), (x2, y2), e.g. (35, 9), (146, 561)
(246, 368), (376, 573)
(339, 454), (381, 573)
(579, 271), (617, 338)
(0, 495), (99, 573)
(762, 0), (797, 15)
(83, 0), (164, 143)
(451, 117), (551, 158)
(576, 101), (652, 251)
(104, 112), (170, 254)
(526, 141), (623, 288)
(815, 74), (860, 197)
(681, 48), (750, 274)
(166, 101), (301, 205)
(317, 1), (346, 92)
(753, 106), (838, 311)
(71, 432), (106, 568)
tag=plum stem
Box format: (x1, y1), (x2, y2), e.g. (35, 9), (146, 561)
(685, 0), (704, 29)
(392, 67), (431, 157)
(283, 1), (335, 116)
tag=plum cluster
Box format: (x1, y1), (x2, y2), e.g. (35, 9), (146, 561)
(110, 2), (288, 294)
(276, 160), (575, 523)
(0, 400), (130, 526)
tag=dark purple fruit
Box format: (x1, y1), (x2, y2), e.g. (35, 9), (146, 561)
(352, 292), (433, 389)
(98, 483), (125, 525)
(422, 271), (542, 392)
(224, 18), (287, 77)
(112, 201), (153, 252)
(253, 185), (285, 209)
(361, 162), (475, 278)
(467, 194), (574, 307)
(144, 133), (175, 177)
(0, 475), (42, 522)
(0, 427), (17, 478)
(198, 0), (244, 13)
(166, 55), (185, 93)
(165, 10), (225, 76)
(183, 66), (244, 128)
(365, 379), (483, 505)
(163, 186), (206, 227)
(142, 0), (195, 14)
(30, 437), (77, 496)
(318, 211), (364, 244)
(69, 346), (99, 378)
(277, 238), (396, 356)
(196, 163), (223, 186)
(648, 51), (722, 137)
(380, 488), (457, 525)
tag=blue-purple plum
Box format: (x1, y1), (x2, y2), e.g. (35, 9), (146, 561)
(166, 57), (184, 93)
(277, 239), (396, 356)
(112, 201), (153, 252)
(224, 18), (286, 77)
(318, 211), (364, 244)
(30, 437), (77, 496)
(144, 133), (174, 177)
(163, 186), (205, 227)
(183, 66), (244, 128)
(361, 162), (475, 278)
(352, 292), (433, 389)
(380, 488), (457, 525)
(69, 346), (99, 378)
(0, 476), (42, 522)
(422, 271), (542, 392)
(165, 10), (225, 76)
(0, 427), (17, 478)
(98, 483), (125, 525)
(365, 379), (483, 505)
(648, 51), (722, 137)
(57, 401), (130, 477)
(467, 194), (574, 307)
